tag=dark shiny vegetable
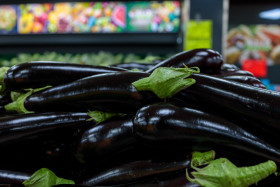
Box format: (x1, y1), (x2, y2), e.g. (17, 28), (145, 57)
(0, 169), (31, 186)
(0, 94), (11, 106)
(176, 73), (280, 132)
(214, 75), (266, 89)
(76, 116), (136, 163)
(0, 94), (12, 114)
(4, 62), (126, 91)
(215, 69), (254, 76)
(133, 103), (280, 162)
(80, 158), (190, 186)
(112, 62), (157, 71)
(146, 49), (223, 74)
(220, 63), (239, 71)
(22, 72), (158, 113)
(0, 112), (91, 146)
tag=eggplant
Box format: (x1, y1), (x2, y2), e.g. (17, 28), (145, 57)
(220, 63), (240, 71)
(0, 112), (91, 146)
(80, 158), (190, 186)
(133, 103), (280, 162)
(215, 69), (254, 76)
(214, 75), (266, 89)
(146, 49), (223, 74)
(0, 94), (11, 106)
(0, 169), (31, 186)
(3, 62), (126, 91)
(112, 62), (157, 71)
(175, 73), (280, 133)
(13, 72), (158, 113)
(76, 115), (136, 163)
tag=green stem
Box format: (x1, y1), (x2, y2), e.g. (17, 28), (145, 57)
(4, 86), (52, 114)
(237, 160), (277, 186)
(5, 91), (34, 114)
(186, 156), (277, 187)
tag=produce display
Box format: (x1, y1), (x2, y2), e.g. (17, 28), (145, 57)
(126, 1), (180, 32)
(0, 51), (163, 68)
(0, 1), (180, 35)
(0, 48), (280, 187)
(225, 24), (280, 65)
(0, 5), (17, 34)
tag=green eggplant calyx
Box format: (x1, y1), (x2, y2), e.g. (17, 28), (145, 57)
(0, 67), (9, 95)
(87, 110), (124, 124)
(23, 168), (74, 187)
(186, 151), (277, 187)
(10, 91), (24, 102)
(132, 66), (200, 99)
(4, 86), (52, 114)
(191, 150), (216, 168)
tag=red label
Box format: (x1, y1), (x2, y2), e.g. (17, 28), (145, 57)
(241, 59), (267, 78)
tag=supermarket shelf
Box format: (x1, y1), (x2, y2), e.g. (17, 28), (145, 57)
(0, 33), (182, 55)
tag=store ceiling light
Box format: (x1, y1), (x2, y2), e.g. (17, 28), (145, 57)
(259, 8), (280, 20)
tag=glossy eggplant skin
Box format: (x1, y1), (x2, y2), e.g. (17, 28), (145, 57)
(112, 62), (156, 71)
(176, 73), (280, 132)
(133, 103), (280, 162)
(215, 69), (254, 76)
(220, 63), (240, 71)
(214, 75), (266, 89)
(0, 94), (12, 114)
(76, 116), (136, 163)
(0, 94), (11, 106)
(24, 72), (157, 113)
(4, 62), (126, 91)
(0, 169), (31, 186)
(146, 49), (223, 74)
(80, 158), (190, 186)
(0, 112), (91, 146)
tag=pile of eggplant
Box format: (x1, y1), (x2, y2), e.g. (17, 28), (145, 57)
(0, 48), (280, 187)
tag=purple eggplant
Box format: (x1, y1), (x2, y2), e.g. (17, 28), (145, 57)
(175, 73), (280, 132)
(0, 112), (91, 146)
(76, 115), (136, 163)
(4, 62), (126, 91)
(80, 158), (190, 186)
(133, 103), (280, 162)
(213, 75), (266, 89)
(0, 169), (31, 186)
(146, 49), (223, 74)
(13, 72), (158, 113)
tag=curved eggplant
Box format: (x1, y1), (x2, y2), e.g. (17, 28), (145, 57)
(80, 158), (190, 186)
(146, 49), (223, 74)
(214, 75), (266, 89)
(220, 63), (240, 71)
(112, 62), (157, 71)
(21, 72), (158, 113)
(176, 73), (280, 133)
(0, 112), (91, 146)
(215, 69), (254, 76)
(0, 169), (31, 186)
(76, 116), (136, 163)
(133, 103), (280, 162)
(4, 62), (126, 91)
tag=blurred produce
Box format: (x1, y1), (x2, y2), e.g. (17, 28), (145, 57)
(0, 51), (164, 67)
(226, 24), (280, 65)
